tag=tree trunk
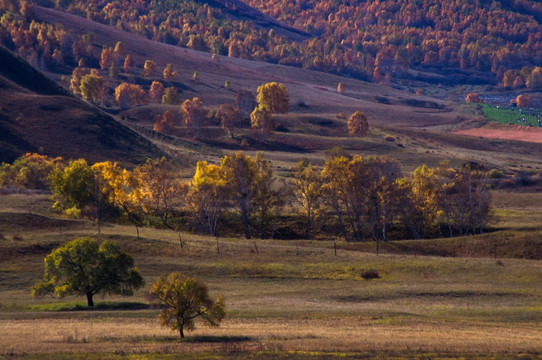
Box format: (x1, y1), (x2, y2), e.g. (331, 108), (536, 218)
(86, 292), (94, 307)
(180, 326), (184, 338)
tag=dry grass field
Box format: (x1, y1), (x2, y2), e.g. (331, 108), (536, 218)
(1, 193), (541, 359)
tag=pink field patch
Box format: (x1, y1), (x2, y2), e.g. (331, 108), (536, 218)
(454, 124), (542, 144)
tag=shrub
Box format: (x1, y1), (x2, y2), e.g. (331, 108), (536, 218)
(361, 270), (380, 280)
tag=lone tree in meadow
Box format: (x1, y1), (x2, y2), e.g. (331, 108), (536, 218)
(147, 272), (225, 338)
(347, 111), (369, 137)
(32, 238), (144, 307)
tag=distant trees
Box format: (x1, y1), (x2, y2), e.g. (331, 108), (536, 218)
(347, 111), (369, 137)
(4, 149), (494, 243)
(147, 272), (224, 338)
(32, 238), (144, 307)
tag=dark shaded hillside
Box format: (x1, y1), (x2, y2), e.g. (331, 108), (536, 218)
(0, 46), (164, 166)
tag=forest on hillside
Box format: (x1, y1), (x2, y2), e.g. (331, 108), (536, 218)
(1, 0), (541, 86)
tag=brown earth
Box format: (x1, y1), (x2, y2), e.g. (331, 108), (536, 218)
(454, 122), (542, 144)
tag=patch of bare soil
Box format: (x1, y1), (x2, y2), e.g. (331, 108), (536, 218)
(454, 122), (542, 144)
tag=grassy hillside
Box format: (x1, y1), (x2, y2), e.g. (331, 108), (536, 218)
(0, 46), (164, 165)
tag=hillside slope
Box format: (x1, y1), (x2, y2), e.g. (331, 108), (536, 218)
(0, 46), (164, 165)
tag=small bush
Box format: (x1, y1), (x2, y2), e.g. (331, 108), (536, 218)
(361, 270), (380, 280)
(384, 135), (395, 142)
(488, 169), (504, 179)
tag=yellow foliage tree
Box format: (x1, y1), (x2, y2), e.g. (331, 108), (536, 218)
(347, 111), (369, 137)
(79, 74), (105, 104)
(256, 82), (289, 114)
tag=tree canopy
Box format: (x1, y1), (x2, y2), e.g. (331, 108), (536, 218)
(147, 272), (225, 338)
(32, 238), (144, 307)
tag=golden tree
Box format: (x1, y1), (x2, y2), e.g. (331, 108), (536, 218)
(149, 81), (165, 102)
(163, 63), (177, 81)
(347, 111), (369, 137)
(256, 82), (289, 114)
(79, 74), (105, 104)
(123, 54), (133, 73)
(143, 59), (157, 78)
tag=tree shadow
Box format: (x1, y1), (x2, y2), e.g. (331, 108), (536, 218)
(183, 335), (252, 343)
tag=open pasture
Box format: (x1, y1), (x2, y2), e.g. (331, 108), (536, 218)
(1, 193), (542, 359)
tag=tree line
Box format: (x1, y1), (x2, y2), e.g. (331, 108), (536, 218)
(1, 152), (492, 242)
(1, 0), (541, 86)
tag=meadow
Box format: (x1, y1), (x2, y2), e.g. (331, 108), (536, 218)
(0, 192), (541, 360)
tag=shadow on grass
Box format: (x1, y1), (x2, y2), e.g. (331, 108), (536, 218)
(184, 335), (252, 343)
(133, 335), (253, 343)
(30, 301), (150, 311)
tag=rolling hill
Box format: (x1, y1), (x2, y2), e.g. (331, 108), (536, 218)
(0, 46), (164, 166)
(0, 1), (541, 176)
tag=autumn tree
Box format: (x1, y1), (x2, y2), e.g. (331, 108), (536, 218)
(187, 161), (226, 236)
(32, 238), (143, 308)
(134, 157), (185, 229)
(465, 93), (483, 103)
(153, 110), (175, 133)
(49, 158), (94, 215)
(99, 46), (114, 70)
(347, 111), (369, 137)
(163, 63), (177, 81)
(220, 152), (259, 239)
(143, 59), (157, 78)
(515, 94), (531, 108)
(235, 89), (257, 120)
(79, 74), (105, 104)
(147, 272), (225, 338)
(0, 153), (63, 190)
(123, 54), (133, 73)
(149, 81), (165, 102)
(256, 82), (289, 114)
(162, 86), (181, 105)
(290, 160), (324, 239)
(337, 82), (345, 94)
(218, 103), (243, 137)
(250, 106), (274, 141)
(70, 67), (90, 95)
(91, 161), (145, 234)
(114, 83), (147, 109)
(254, 152), (287, 239)
(397, 165), (441, 239)
(180, 97), (206, 139)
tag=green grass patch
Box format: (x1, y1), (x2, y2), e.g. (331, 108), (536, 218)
(481, 104), (540, 127)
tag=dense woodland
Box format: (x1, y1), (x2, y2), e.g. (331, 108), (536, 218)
(1, 0), (541, 86)
(0, 152), (491, 243)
